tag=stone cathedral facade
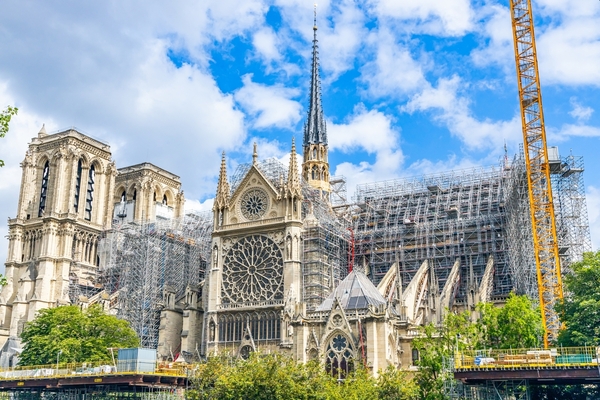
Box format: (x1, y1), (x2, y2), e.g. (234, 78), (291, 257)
(0, 20), (503, 376)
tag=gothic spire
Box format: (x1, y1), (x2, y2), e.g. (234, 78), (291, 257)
(304, 5), (327, 147)
(214, 151), (230, 210)
(286, 137), (301, 197)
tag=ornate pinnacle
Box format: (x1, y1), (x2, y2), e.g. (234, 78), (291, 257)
(304, 6), (327, 147)
(286, 138), (302, 198)
(214, 151), (230, 210)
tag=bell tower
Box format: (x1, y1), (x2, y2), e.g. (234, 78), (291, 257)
(0, 127), (116, 344)
(302, 7), (330, 196)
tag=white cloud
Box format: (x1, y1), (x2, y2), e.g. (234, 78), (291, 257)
(569, 97), (594, 122)
(253, 27), (281, 62)
(184, 198), (214, 213)
(329, 106), (403, 188)
(403, 76), (521, 151)
(367, 0), (474, 36)
(360, 29), (428, 99)
(471, 4), (514, 71)
(537, 18), (600, 86)
(586, 186), (600, 250)
(548, 123), (600, 142)
(235, 75), (302, 130)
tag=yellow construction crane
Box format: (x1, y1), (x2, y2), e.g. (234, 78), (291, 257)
(508, 0), (563, 348)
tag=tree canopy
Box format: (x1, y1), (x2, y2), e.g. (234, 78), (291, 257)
(557, 251), (600, 346)
(187, 353), (418, 400)
(0, 105), (18, 168)
(477, 292), (543, 349)
(19, 305), (139, 366)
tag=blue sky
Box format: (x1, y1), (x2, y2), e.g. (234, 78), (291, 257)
(0, 0), (599, 269)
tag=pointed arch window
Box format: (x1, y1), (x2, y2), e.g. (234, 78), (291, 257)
(74, 159), (83, 213)
(325, 333), (354, 380)
(84, 164), (95, 221)
(162, 194), (168, 205)
(38, 161), (50, 217)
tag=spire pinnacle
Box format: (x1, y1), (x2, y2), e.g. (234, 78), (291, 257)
(304, 6), (327, 147)
(214, 151), (230, 210)
(286, 137), (302, 198)
(252, 142), (258, 165)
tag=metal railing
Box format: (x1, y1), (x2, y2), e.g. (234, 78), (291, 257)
(453, 346), (600, 370)
(0, 361), (187, 381)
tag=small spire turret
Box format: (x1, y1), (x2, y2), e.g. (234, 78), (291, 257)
(214, 152), (230, 210)
(286, 138), (302, 198)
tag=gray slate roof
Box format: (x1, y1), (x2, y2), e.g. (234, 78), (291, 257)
(316, 270), (387, 311)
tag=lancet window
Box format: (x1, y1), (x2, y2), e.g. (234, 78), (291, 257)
(84, 164), (96, 220)
(217, 311), (280, 343)
(74, 159), (83, 213)
(38, 161), (50, 217)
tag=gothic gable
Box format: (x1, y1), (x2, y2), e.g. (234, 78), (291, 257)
(228, 165), (283, 224)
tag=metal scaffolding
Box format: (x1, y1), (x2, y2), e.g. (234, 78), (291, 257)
(302, 185), (350, 310)
(551, 152), (592, 272)
(351, 165), (510, 302)
(99, 211), (212, 348)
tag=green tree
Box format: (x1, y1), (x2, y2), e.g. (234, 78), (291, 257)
(187, 353), (419, 400)
(557, 251), (600, 346)
(376, 366), (419, 400)
(477, 293), (543, 349)
(412, 311), (477, 400)
(19, 305), (139, 366)
(0, 105), (18, 168)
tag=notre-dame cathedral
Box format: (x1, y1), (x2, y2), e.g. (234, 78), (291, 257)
(0, 17), (590, 376)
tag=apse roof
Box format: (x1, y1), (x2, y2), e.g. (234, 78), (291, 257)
(316, 270), (387, 311)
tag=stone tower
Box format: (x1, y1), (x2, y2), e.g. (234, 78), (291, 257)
(302, 9), (330, 196)
(0, 127), (116, 344)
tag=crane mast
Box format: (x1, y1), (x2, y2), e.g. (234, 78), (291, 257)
(509, 0), (563, 347)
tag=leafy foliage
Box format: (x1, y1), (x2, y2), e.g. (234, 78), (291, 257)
(187, 353), (418, 400)
(412, 295), (542, 399)
(557, 251), (600, 346)
(412, 311), (476, 400)
(477, 292), (543, 349)
(19, 305), (139, 366)
(0, 105), (18, 168)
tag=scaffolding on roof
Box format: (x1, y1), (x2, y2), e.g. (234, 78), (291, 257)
(99, 211), (213, 348)
(351, 164), (511, 303)
(230, 158), (288, 194)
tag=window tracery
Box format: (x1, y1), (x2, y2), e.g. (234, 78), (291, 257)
(221, 235), (283, 304)
(240, 189), (268, 220)
(325, 333), (355, 379)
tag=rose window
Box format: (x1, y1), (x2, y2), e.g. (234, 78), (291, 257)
(222, 235), (284, 304)
(240, 189), (268, 220)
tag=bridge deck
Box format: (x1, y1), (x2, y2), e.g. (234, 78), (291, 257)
(453, 346), (600, 386)
(0, 362), (187, 392)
